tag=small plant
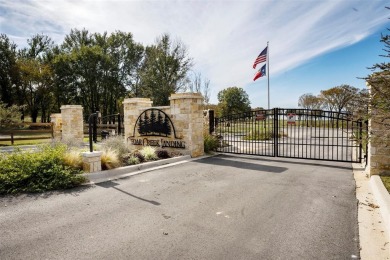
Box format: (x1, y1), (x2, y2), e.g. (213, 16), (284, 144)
(127, 156), (140, 165)
(59, 137), (83, 149)
(381, 175), (390, 193)
(100, 135), (129, 155)
(132, 151), (145, 163)
(204, 133), (219, 153)
(156, 150), (171, 159)
(101, 148), (120, 170)
(140, 146), (158, 161)
(244, 130), (273, 141)
(120, 153), (131, 164)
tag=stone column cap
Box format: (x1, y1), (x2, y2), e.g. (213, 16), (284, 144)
(170, 93), (203, 100)
(82, 151), (103, 157)
(60, 105), (83, 109)
(123, 98), (153, 104)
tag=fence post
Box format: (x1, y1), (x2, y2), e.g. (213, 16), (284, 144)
(88, 112), (99, 152)
(273, 108), (278, 157)
(358, 120), (363, 163)
(11, 132), (14, 145)
(50, 123), (54, 138)
(209, 110), (215, 134)
(117, 113), (121, 135)
(93, 111), (99, 143)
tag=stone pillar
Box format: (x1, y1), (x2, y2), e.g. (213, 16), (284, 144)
(50, 113), (62, 140)
(60, 105), (84, 144)
(82, 151), (102, 173)
(170, 93), (204, 157)
(123, 98), (153, 141)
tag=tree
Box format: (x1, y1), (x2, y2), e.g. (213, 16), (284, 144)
(298, 93), (322, 109)
(217, 86), (251, 117)
(53, 29), (144, 115)
(138, 34), (192, 106)
(0, 34), (19, 106)
(16, 34), (55, 122)
(319, 84), (360, 113)
(364, 24), (390, 140)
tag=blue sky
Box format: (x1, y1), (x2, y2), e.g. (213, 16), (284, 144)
(0, 0), (389, 108)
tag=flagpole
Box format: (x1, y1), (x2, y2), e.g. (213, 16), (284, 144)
(267, 41), (270, 109)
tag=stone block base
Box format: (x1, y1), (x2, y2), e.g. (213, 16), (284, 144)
(82, 151), (102, 173)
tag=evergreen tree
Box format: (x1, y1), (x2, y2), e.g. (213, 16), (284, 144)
(150, 109), (157, 134)
(163, 115), (171, 136)
(143, 111), (150, 135)
(156, 111), (163, 135)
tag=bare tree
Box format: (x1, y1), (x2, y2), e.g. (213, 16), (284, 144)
(188, 72), (211, 105)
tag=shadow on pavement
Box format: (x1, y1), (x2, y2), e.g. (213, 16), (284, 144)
(96, 181), (160, 206)
(209, 154), (354, 171)
(195, 155), (288, 173)
(0, 185), (94, 203)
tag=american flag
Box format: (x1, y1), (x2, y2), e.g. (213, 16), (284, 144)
(252, 46), (267, 69)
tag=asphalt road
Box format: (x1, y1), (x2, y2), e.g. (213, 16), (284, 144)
(0, 154), (359, 260)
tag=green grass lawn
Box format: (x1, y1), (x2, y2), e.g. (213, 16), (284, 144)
(0, 139), (51, 146)
(0, 136), (100, 146)
(380, 175), (390, 194)
(0, 133), (52, 146)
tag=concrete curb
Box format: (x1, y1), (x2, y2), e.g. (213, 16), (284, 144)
(370, 176), (390, 241)
(84, 154), (214, 185)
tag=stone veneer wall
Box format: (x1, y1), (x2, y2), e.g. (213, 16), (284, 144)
(124, 93), (204, 158)
(367, 84), (390, 176)
(60, 105), (84, 144)
(50, 113), (62, 140)
(123, 98), (153, 140)
(368, 117), (390, 176)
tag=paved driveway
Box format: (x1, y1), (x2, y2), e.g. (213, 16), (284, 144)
(0, 154), (359, 259)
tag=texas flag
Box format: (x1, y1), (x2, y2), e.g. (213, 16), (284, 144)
(253, 64), (266, 81)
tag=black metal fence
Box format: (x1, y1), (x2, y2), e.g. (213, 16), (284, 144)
(215, 108), (364, 163)
(85, 113), (124, 144)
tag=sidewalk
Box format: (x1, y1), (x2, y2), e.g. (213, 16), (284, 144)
(353, 163), (390, 259)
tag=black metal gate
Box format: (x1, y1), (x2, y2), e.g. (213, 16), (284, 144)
(215, 108), (363, 163)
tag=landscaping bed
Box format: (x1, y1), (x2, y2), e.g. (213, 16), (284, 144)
(0, 136), (183, 195)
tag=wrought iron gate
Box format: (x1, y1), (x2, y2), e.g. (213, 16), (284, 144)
(215, 108), (363, 163)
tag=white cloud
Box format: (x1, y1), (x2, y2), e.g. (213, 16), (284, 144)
(0, 0), (388, 105)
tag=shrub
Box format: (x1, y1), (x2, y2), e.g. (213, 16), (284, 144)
(101, 148), (120, 170)
(156, 150), (171, 159)
(140, 146), (158, 161)
(0, 144), (85, 194)
(0, 102), (24, 129)
(204, 133), (219, 153)
(100, 136), (129, 155)
(63, 150), (83, 170)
